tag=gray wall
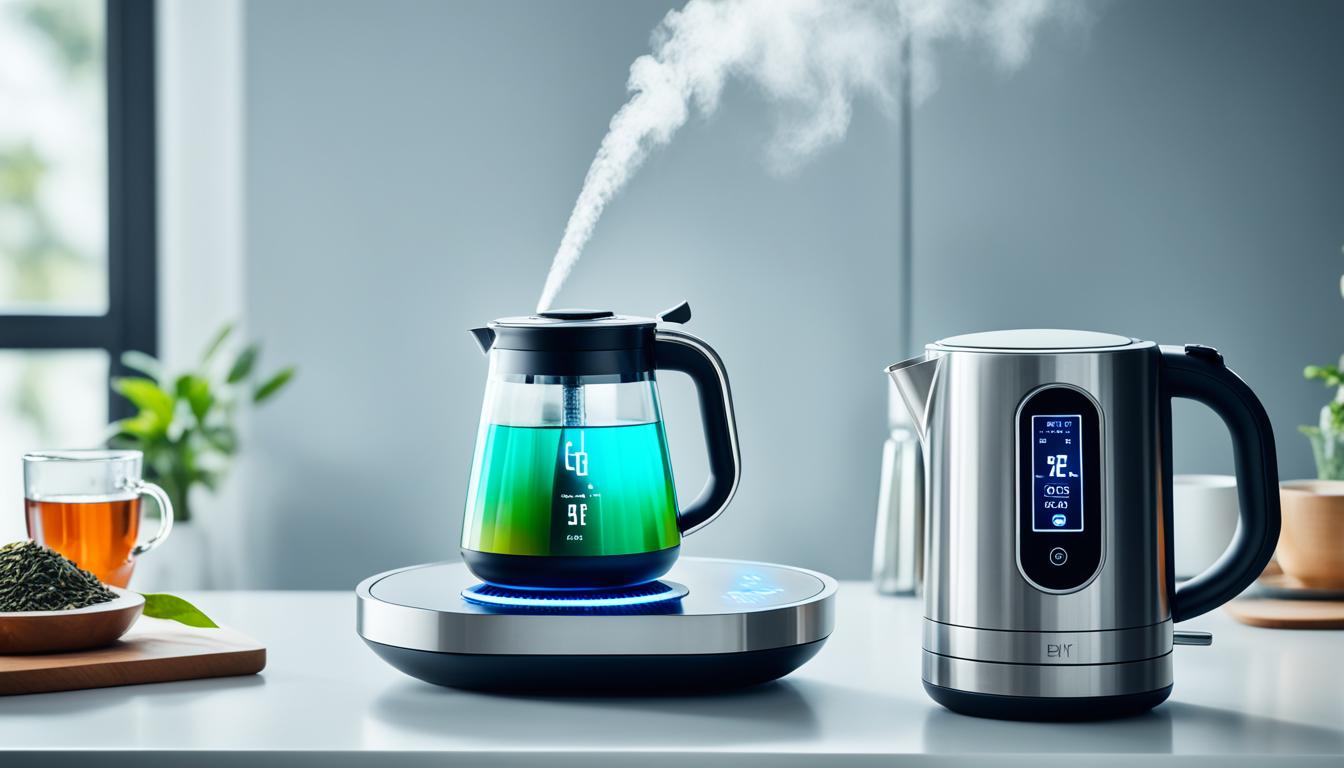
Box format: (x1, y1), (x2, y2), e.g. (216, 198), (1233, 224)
(241, 0), (901, 587)
(912, 0), (1344, 481)
(239, 0), (1343, 588)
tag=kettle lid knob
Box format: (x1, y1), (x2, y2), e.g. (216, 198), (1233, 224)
(536, 309), (615, 321)
(658, 301), (692, 325)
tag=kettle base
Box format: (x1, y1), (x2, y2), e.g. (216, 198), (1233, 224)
(923, 681), (1173, 721)
(364, 639), (827, 694)
(357, 558), (836, 693)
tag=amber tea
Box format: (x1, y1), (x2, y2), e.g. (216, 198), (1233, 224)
(26, 496), (142, 588)
(22, 450), (174, 589)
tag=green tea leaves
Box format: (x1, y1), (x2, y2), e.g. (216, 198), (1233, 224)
(140, 593), (219, 628)
(0, 541), (118, 612)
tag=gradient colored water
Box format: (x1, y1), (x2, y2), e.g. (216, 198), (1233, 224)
(462, 423), (680, 557)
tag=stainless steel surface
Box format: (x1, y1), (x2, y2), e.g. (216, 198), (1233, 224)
(356, 557), (835, 656)
(937, 329), (1138, 351)
(913, 339), (1168, 633)
(653, 328), (741, 536)
(873, 391), (924, 596)
(886, 352), (941, 444)
(1174, 630), (1213, 646)
(924, 619), (1172, 665)
(924, 651), (1173, 698)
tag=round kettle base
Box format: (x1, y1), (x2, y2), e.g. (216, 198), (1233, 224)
(364, 639), (828, 694)
(924, 682), (1173, 721)
(356, 558), (836, 694)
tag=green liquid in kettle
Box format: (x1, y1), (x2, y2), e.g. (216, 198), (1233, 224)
(462, 423), (681, 557)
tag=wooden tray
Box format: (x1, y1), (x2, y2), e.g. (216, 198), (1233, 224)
(0, 617), (265, 695)
(1224, 598), (1344, 630)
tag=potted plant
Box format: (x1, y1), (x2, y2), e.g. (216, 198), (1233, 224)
(1301, 360), (1344, 480)
(1280, 251), (1344, 589)
(107, 324), (295, 586)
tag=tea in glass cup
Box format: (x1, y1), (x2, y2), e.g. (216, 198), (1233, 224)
(23, 450), (173, 588)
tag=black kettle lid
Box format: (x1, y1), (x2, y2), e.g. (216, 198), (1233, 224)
(470, 302), (693, 376)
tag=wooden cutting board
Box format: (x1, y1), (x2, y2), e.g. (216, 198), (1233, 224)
(1224, 598), (1344, 629)
(0, 617), (265, 695)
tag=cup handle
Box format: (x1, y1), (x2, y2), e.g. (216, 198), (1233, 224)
(131, 481), (175, 557)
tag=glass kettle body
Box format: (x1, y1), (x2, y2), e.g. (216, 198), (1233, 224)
(461, 304), (739, 589)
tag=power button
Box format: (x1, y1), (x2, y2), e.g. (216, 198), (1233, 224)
(1049, 547), (1068, 566)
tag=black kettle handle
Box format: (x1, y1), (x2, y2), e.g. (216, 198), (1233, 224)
(1161, 345), (1281, 622)
(654, 329), (741, 534)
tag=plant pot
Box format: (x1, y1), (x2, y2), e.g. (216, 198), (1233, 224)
(1278, 480), (1344, 589)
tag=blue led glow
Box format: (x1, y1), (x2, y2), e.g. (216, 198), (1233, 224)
(461, 581), (688, 609)
(723, 572), (786, 605)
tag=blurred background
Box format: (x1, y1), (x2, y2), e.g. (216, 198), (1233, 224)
(0, 0), (1340, 588)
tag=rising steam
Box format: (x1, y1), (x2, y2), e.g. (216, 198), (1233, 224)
(537, 0), (1071, 312)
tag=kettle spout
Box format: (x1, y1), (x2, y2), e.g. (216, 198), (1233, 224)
(469, 327), (496, 354)
(885, 353), (941, 444)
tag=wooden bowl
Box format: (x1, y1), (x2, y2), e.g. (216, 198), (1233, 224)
(0, 588), (144, 654)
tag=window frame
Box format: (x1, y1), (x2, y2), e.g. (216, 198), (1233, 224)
(0, 0), (158, 422)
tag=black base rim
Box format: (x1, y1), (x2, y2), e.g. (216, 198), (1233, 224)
(923, 681), (1173, 721)
(461, 547), (680, 589)
(363, 637), (828, 694)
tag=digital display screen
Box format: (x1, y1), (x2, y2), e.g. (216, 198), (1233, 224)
(1032, 414), (1083, 532)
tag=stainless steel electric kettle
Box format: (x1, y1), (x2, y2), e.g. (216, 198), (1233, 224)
(887, 329), (1280, 720)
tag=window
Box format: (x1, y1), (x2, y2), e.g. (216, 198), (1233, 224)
(0, 0), (156, 542)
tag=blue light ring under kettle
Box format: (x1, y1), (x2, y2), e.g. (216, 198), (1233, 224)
(461, 581), (688, 615)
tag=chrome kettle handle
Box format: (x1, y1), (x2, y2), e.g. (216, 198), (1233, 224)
(1161, 344), (1281, 622)
(654, 328), (741, 535)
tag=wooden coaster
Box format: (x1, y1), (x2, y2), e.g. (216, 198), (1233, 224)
(1224, 598), (1344, 629)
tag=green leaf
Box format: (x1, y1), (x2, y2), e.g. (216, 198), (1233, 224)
(203, 425), (239, 454)
(120, 350), (163, 382)
(113, 412), (164, 441)
(140, 593), (218, 628)
(196, 469), (220, 492)
(1305, 365), (1344, 387)
(253, 367), (295, 404)
(227, 344), (259, 383)
(175, 374), (214, 423)
(112, 377), (175, 427)
(201, 323), (235, 363)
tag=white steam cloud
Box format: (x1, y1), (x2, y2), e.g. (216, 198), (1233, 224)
(537, 0), (1070, 312)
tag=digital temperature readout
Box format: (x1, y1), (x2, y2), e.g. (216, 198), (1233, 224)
(1032, 414), (1084, 533)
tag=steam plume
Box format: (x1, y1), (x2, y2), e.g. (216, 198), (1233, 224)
(537, 0), (1070, 312)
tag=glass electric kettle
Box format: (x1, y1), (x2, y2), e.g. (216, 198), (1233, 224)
(462, 302), (739, 589)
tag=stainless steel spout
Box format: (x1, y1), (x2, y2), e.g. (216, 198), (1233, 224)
(884, 353), (941, 444)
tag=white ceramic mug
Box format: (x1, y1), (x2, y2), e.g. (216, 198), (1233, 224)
(1172, 474), (1239, 580)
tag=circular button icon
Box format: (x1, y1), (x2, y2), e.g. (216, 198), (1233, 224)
(1049, 547), (1068, 566)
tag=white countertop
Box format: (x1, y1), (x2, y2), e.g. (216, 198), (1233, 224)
(1, 583), (1341, 766)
